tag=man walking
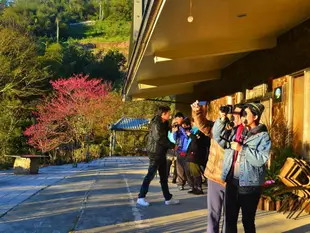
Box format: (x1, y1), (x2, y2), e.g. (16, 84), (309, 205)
(137, 106), (180, 206)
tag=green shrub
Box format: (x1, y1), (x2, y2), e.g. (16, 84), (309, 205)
(0, 156), (14, 170)
(73, 144), (105, 162)
(66, 20), (131, 41)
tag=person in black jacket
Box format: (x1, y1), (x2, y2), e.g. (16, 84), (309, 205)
(185, 119), (209, 195)
(137, 106), (180, 206)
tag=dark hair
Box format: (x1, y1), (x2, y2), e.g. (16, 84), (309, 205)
(174, 112), (184, 118)
(156, 105), (171, 116)
(182, 118), (191, 126)
(251, 109), (261, 125)
(245, 103), (265, 125)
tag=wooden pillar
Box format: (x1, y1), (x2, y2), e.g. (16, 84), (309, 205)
(109, 131), (113, 157)
(112, 130), (116, 156)
(286, 75), (294, 145)
(303, 69), (310, 160)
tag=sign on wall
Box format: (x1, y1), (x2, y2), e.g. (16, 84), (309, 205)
(273, 86), (283, 103)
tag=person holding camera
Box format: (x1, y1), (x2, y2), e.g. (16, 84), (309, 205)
(171, 112), (191, 191)
(213, 103), (271, 233)
(191, 101), (224, 233)
(137, 106), (180, 206)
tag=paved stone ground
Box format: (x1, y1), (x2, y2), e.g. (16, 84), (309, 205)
(0, 157), (309, 233)
(0, 160), (103, 217)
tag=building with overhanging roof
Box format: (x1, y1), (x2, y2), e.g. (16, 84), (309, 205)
(123, 1), (310, 159)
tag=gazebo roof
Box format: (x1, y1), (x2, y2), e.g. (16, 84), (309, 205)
(110, 117), (149, 131)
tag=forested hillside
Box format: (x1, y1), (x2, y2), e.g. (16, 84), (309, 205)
(0, 0), (174, 167)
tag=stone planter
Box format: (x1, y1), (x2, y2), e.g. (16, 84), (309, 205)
(264, 198), (275, 211)
(276, 200), (282, 211)
(257, 197), (264, 210)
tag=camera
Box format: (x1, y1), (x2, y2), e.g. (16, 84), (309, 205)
(220, 105), (233, 114)
(172, 123), (179, 130)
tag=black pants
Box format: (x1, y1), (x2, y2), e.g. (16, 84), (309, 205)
(176, 154), (191, 187)
(225, 181), (261, 233)
(167, 158), (177, 181)
(138, 157), (172, 201)
(186, 162), (202, 190)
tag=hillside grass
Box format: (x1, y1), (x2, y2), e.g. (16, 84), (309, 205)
(67, 20), (131, 42)
(79, 35), (129, 43)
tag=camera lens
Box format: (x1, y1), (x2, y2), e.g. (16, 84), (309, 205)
(220, 106), (228, 114)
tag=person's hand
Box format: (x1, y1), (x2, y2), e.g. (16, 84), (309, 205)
(172, 118), (178, 125)
(230, 142), (242, 152)
(185, 130), (191, 136)
(191, 100), (201, 113)
(219, 111), (227, 121)
(172, 125), (178, 133)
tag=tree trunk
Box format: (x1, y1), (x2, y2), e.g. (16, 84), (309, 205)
(99, 2), (102, 20)
(56, 18), (59, 43)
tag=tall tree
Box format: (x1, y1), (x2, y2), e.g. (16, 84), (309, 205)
(24, 74), (123, 153)
(0, 27), (49, 98)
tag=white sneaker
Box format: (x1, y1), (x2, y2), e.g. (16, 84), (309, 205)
(137, 198), (150, 206)
(165, 197), (180, 205)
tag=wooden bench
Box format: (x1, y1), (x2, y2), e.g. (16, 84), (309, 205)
(5, 155), (48, 175)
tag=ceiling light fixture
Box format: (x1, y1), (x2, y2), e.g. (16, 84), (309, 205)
(188, 0), (193, 23)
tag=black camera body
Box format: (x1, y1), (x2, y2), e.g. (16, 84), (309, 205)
(172, 123), (179, 130)
(220, 105), (233, 114)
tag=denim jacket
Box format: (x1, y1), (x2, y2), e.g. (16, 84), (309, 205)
(170, 127), (190, 153)
(212, 118), (271, 187)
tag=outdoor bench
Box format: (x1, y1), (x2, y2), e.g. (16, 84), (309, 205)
(5, 155), (48, 175)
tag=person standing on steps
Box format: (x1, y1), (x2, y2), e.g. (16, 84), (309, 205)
(137, 106), (180, 206)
